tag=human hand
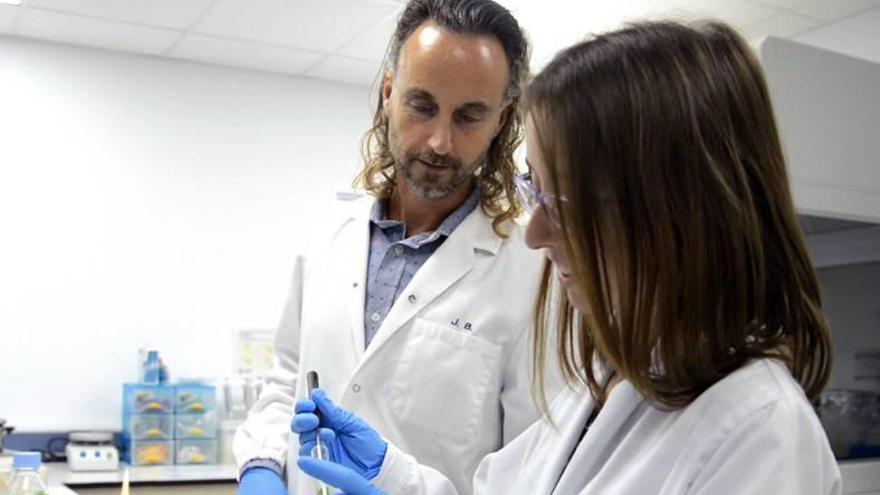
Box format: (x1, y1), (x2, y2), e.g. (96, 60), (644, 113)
(237, 466), (286, 495)
(291, 388), (387, 480)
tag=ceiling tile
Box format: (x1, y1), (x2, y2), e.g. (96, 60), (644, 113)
(193, 0), (399, 53)
(794, 7), (880, 63)
(16, 8), (180, 55)
(651, 0), (783, 30)
(746, 0), (815, 9)
(502, 0), (654, 72)
(336, 9), (399, 62)
(25, 0), (213, 29)
(0, 5), (19, 33)
(170, 33), (324, 75)
(796, 0), (880, 22)
(304, 54), (382, 86)
(742, 11), (821, 39)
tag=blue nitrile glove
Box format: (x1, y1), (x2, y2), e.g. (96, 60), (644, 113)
(237, 466), (286, 495)
(291, 388), (388, 480)
(298, 457), (386, 495)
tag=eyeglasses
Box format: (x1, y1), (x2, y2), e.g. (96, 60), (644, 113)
(514, 172), (566, 228)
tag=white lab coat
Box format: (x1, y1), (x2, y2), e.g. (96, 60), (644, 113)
(373, 358), (842, 495)
(233, 196), (546, 495)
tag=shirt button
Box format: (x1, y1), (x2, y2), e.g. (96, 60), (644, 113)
(370, 312), (381, 322)
(351, 383), (361, 393)
(407, 294), (417, 303)
(394, 245), (404, 255)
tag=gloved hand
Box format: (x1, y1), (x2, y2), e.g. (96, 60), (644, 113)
(291, 388), (388, 480)
(298, 457), (386, 495)
(236, 466), (286, 495)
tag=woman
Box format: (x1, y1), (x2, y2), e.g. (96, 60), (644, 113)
(293, 20), (841, 494)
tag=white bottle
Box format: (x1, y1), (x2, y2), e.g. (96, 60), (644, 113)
(7, 452), (49, 495)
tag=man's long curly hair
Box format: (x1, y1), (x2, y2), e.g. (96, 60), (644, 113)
(353, 0), (530, 236)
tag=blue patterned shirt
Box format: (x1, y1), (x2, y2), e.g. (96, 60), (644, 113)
(364, 187), (481, 348)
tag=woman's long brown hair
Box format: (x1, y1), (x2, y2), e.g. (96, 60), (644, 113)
(528, 21), (832, 411)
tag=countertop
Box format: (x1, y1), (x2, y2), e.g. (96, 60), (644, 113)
(44, 462), (237, 495)
(38, 458), (880, 494)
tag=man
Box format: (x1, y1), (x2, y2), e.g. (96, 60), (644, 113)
(234, 1), (545, 493)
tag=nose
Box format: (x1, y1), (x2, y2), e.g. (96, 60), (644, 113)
(427, 118), (453, 156)
(524, 206), (556, 251)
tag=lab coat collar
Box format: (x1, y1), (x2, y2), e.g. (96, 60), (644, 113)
(347, 196), (505, 364)
(550, 377), (645, 494)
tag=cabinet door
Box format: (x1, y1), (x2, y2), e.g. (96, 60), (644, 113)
(758, 37), (880, 223)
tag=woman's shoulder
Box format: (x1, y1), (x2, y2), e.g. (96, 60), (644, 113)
(675, 359), (840, 493)
(680, 358), (815, 433)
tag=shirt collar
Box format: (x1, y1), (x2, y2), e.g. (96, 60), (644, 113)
(369, 186), (481, 239)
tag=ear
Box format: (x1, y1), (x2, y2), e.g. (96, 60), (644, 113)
(381, 71), (394, 111)
(494, 99), (514, 138)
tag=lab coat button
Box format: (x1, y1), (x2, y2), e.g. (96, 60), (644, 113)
(407, 294), (417, 303)
(351, 383), (361, 393)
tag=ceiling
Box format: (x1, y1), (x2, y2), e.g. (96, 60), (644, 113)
(0, 0), (878, 87)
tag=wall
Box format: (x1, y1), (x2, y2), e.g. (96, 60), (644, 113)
(0, 36), (372, 430)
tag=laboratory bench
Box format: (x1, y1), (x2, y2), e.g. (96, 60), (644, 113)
(43, 462), (237, 495)
(34, 458), (880, 494)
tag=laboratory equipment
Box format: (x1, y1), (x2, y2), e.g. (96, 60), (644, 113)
(7, 451), (49, 495)
(141, 350), (160, 385)
(65, 431), (119, 472)
(126, 440), (173, 466)
(308, 371), (331, 495)
(0, 417), (13, 453)
(175, 383), (216, 414)
(0, 452), (12, 494)
(818, 389), (880, 459)
(174, 413), (217, 439)
(120, 467), (130, 495)
(175, 439), (218, 464)
(123, 384), (174, 414)
(0, 418), (12, 491)
(124, 415), (173, 440)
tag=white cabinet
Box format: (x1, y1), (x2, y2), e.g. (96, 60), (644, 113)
(757, 37), (880, 223)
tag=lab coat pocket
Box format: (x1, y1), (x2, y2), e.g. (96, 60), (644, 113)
(388, 318), (501, 442)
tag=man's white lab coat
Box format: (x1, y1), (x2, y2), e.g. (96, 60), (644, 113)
(373, 358), (842, 495)
(233, 196), (546, 494)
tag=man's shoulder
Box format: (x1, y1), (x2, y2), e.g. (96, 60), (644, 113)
(492, 216), (543, 262)
(302, 196), (373, 255)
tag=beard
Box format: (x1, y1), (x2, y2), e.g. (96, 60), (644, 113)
(388, 120), (485, 200)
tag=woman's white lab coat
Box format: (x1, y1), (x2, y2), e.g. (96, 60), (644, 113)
(233, 197), (547, 495)
(372, 358), (842, 495)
